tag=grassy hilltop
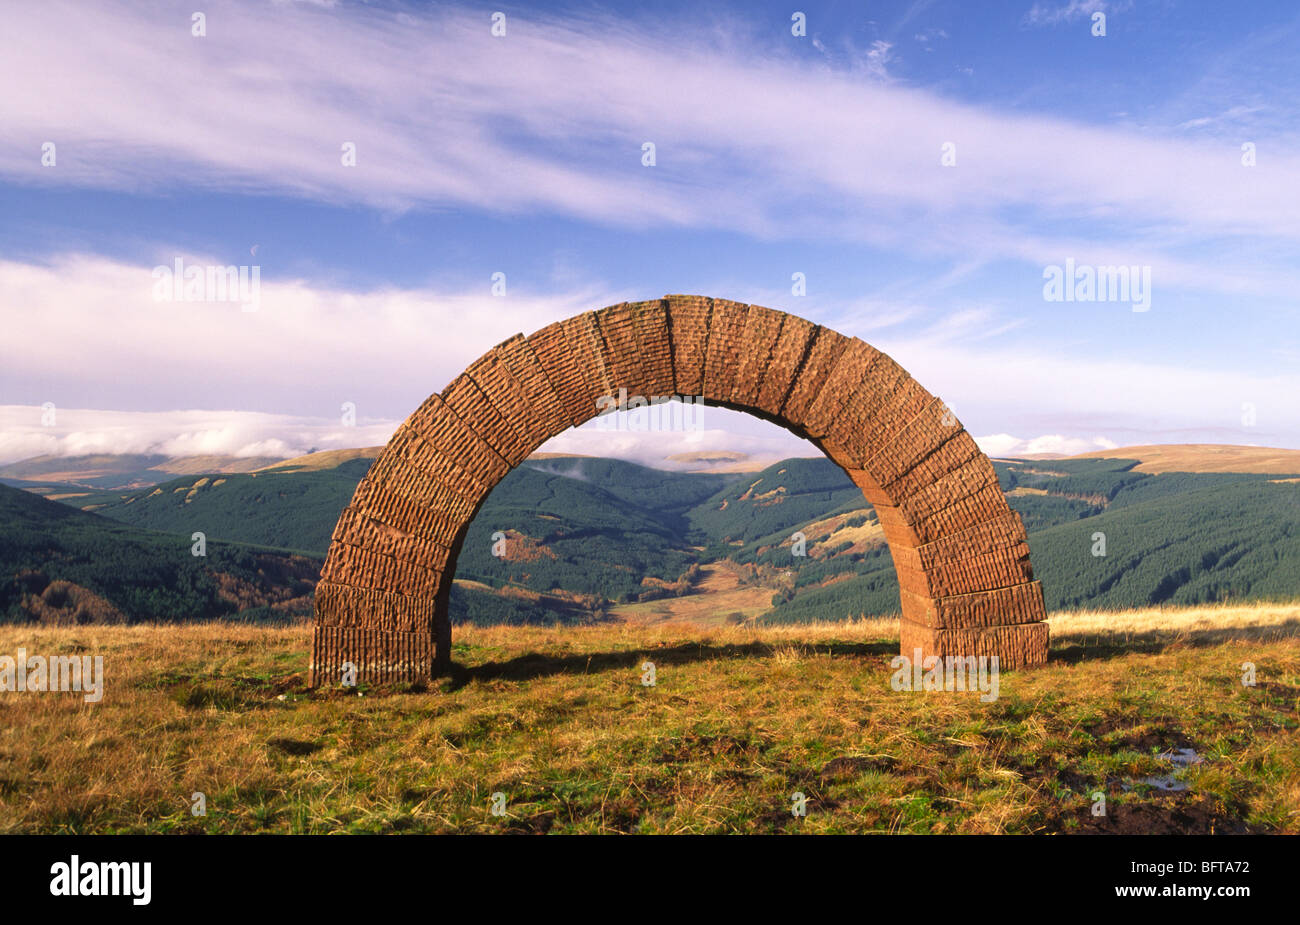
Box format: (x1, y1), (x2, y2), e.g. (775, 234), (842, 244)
(1, 603), (1296, 834)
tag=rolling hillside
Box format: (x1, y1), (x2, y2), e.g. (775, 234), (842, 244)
(754, 456), (1300, 623)
(0, 483), (320, 625)
(0, 452), (287, 490)
(59, 459), (374, 556)
(257, 447), (383, 472)
(12, 454), (741, 627)
(1063, 443), (1300, 474)
(454, 462), (720, 603)
(10, 446), (1300, 627)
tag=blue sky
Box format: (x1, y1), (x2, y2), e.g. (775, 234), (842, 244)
(2, 0), (1298, 465)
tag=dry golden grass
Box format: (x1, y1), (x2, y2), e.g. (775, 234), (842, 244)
(611, 563), (779, 626)
(1, 603), (1296, 834)
(257, 447), (383, 472)
(1050, 601), (1300, 639)
(1065, 443), (1300, 474)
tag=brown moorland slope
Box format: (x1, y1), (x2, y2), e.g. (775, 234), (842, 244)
(257, 447), (384, 472)
(1061, 443), (1300, 474)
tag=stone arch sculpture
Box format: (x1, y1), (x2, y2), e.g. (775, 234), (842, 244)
(309, 296), (1048, 686)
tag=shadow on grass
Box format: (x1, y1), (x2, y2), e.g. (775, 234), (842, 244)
(453, 619), (1300, 683)
(315, 620), (1300, 696)
(442, 639), (897, 690)
(1049, 618), (1300, 665)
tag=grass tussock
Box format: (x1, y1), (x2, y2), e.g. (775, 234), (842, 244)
(1, 603), (1297, 834)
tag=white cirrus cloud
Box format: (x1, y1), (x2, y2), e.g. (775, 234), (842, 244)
(1023, 1), (1121, 27)
(1, 1), (1298, 301)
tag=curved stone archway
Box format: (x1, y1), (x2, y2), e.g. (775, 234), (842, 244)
(309, 296), (1048, 686)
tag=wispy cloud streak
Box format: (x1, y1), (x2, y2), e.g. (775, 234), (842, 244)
(1, 1), (1298, 295)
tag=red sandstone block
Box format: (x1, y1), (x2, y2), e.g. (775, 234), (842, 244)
(877, 523), (924, 562)
(902, 478), (1008, 546)
(903, 511), (1030, 573)
(356, 481), (472, 549)
(862, 397), (963, 488)
(817, 356), (899, 462)
(847, 465), (1009, 561)
(594, 302), (648, 396)
(781, 327), (850, 425)
(357, 458), (417, 511)
(897, 453), (1000, 521)
(873, 511), (925, 556)
(320, 541), (443, 598)
(890, 516), (1024, 574)
(837, 354), (907, 434)
(843, 467), (894, 508)
(526, 321), (591, 427)
(366, 444), (481, 514)
(386, 425), (497, 501)
(309, 620), (436, 686)
(877, 474), (1010, 551)
(463, 348), (550, 462)
(405, 394), (512, 482)
(845, 467), (924, 547)
(419, 477), (473, 523)
(665, 295), (712, 395)
(563, 312), (615, 420)
(730, 305), (785, 407)
(313, 580), (436, 636)
(755, 313), (816, 417)
(441, 372), (532, 466)
(701, 298), (750, 401)
(396, 474), (478, 527)
(866, 500), (922, 546)
(801, 339), (881, 439)
(464, 349), (523, 410)
(856, 351), (909, 399)
(330, 508), (452, 575)
(839, 373), (936, 468)
(311, 627), (433, 684)
(898, 616), (1049, 669)
(497, 334), (571, 445)
(893, 562), (937, 599)
(884, 432), (983, 502)
(895, 544), (1034, 598)
(631, 300), (675, 397)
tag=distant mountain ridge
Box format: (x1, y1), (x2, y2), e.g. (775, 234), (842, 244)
(0, 452), (287, 490)
(257, 447), (383, 472)
(0, 444), (816, 490)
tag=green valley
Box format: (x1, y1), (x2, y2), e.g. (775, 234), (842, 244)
(4, 448), (1299, 627)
